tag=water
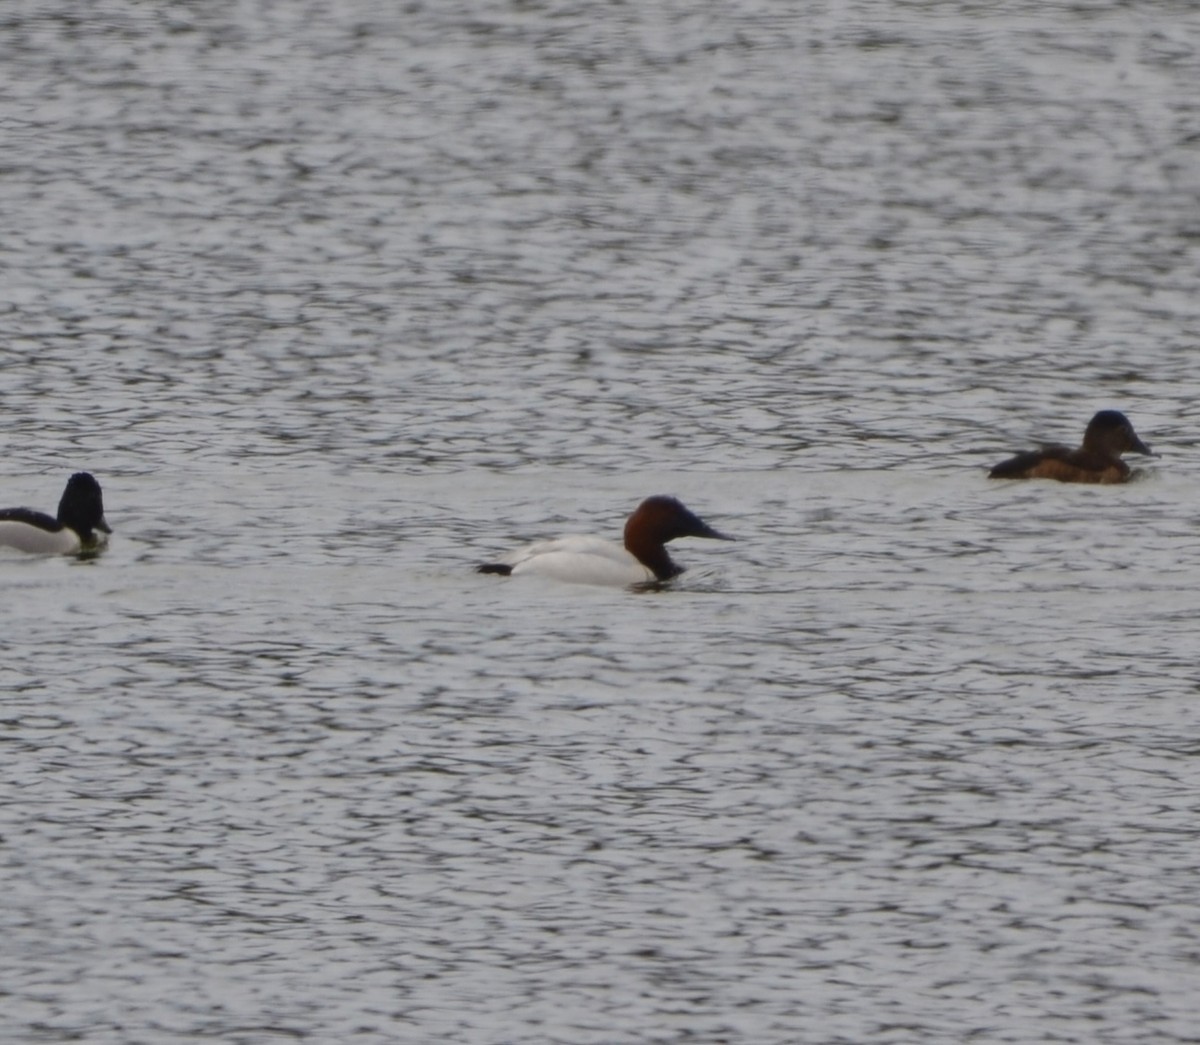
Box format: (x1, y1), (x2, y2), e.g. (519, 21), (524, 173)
(3, 2), (1200, 1042)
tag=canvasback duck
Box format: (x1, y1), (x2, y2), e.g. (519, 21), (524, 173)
(0, 472), (112, 554)
(477, 495), (734, 587)
(988, 410), (1157, 484)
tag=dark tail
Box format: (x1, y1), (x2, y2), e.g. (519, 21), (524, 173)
(476, 563), (513, 576)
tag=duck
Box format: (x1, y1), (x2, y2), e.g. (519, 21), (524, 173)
(0, 472), (112, 554)
(988, 410), (1157, 484)
(477, 495), (734, 587)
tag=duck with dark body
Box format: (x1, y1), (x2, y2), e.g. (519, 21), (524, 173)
(988, 410), (1156, 484)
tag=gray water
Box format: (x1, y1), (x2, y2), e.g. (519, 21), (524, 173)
(3, 2), (1200, 1043)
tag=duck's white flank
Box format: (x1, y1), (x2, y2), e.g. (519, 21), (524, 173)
(0, 521), (84, 555)
(497, 535), (657, 586)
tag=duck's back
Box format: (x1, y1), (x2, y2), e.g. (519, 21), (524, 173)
(988, 446), (1128, 483)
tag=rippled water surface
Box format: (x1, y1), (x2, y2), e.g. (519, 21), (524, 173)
(4, 2), (1200, 1043)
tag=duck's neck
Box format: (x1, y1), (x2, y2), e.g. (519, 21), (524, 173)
(1081, 431), (1117, 457)
(626, 537), (682, 581)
